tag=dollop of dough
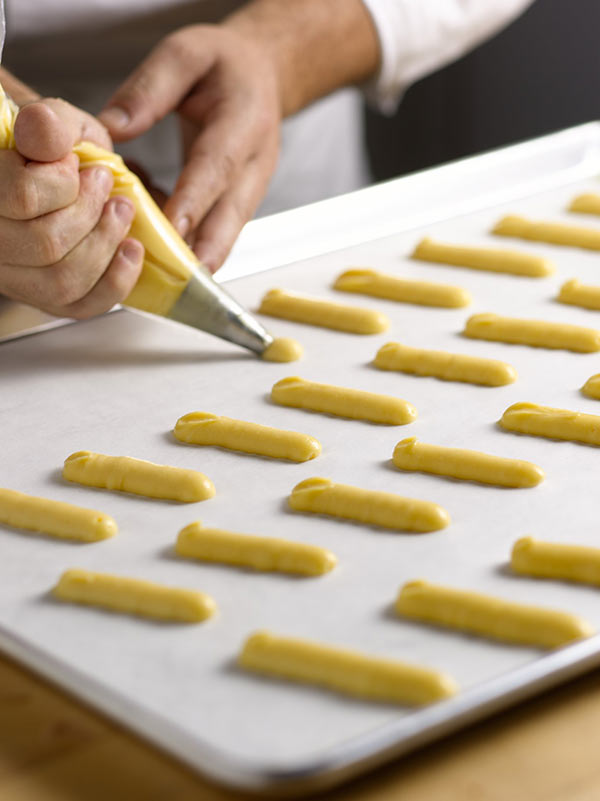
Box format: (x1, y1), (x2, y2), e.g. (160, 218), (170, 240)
(63, 451), (215, 502)
(500, 402), (600, 445)
(174, 411), (321, 462)
(374, 342), (517, 386)
(392, 437), (544, 488)
(176, 521), (336, 576)
(512, 536), (600, 586)
(262, 337), (304, 362)
(395, 579), (594, 648)
(493, 215), (600, 252)
(0, 487), (116, 542)
(239, 630), (458, 705)
(412, 237), (553, 277)
(53, 568), (216, 622)
(289, 477), (449, 532)
(258, 288), (389, 334)
(464, 312), (600, 353)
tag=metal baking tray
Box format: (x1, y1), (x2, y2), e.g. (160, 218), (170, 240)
(3, 123), (600, 796)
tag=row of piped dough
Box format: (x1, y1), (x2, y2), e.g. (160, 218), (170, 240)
(49, 532), (600, 706)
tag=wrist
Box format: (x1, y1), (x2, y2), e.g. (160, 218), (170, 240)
(224, 0), (380, 118)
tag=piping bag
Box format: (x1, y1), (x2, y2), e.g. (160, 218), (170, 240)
(0, 83), (275, 356)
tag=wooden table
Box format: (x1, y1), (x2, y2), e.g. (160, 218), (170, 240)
(2, 652), (600, 801)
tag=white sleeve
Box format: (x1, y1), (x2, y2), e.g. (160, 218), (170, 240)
(361, 0), (536, 112)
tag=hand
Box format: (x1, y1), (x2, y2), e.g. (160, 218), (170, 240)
(99, 24), (281, 272)
(0, 97), (144, 318)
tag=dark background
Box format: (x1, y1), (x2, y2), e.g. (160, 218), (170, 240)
(366, 0), (600, 181)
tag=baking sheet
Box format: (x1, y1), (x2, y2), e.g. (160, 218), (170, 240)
(4, 125), (600, 794)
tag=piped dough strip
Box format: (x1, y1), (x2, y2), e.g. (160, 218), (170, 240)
(239, 630), (458, 705)
(500, 402), (600, 445)
(63, 451), (215, 502)
(558, 279), (600, 311)
(512, 537), (600, 586)
(271, 376), (417, 425)
(582, 374), (600, 399)
(395, 580), (594, 648)
(258, 288), (389, 334)
(53, 568), (216, 622)
(493, 215), (600, 252)
(374, 342), (517, 386)
(463, 313), (600, 353)
(289, 477), (449, 532)
(0, 487), (116, 542)
(569, 193), (600, 216)
(176, 521), (337, 576)
(174, 412), (320, 461)
(333, 268), (471, 308)
(392, 437), (544, 488)
(411, 237), (553, 277)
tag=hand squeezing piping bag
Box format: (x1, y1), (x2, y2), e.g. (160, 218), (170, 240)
(0, 85), (274, 355)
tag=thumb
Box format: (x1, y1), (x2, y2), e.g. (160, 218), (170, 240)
(99, 28), (212, 142)
(14, 98), (112, 162)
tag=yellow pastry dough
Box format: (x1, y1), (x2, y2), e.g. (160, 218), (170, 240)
(374, 342), (517, 386)
(271, 376), (417, 425)
(53, 568), (216, 622)
(463, 312), (600, 353)
(392, 437), (544, 488)
(568, 193), (600, 216)
(558, 279), (600, 311)
(395, 580), (594, 648)
(582, 374), (600, 399)
(500, 402), (600, 445)
(493, 215), (600, 252)
(176, 521), (337, 576)
(511, 536), (600, 586)
(258, 289), (389, 334)
(239, 630), (458, 705)
(0, 487), (116, 542)
(288, 477), (450, 532)
(261, 337), (304, 362)
(63, 451), (215, 502)
(333, 268), (471, 308)
(411, 236), (554, 277)
(174, 412), (321, 462)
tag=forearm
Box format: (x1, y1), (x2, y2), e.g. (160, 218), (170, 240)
(224, 0), (380, 118)
(0, 68), (41, 105)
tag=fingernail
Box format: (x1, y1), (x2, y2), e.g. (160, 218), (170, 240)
(121, 240), (142, 263)
(175, 215), (191, 237)
(115, 199), (134, 222)
(99, 106), (131, 130)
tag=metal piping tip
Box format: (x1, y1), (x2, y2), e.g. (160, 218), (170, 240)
(166, 265), (273, 356)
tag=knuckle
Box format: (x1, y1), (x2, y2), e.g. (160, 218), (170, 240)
(10, 175), (41, 220)
(46, 264), (84, 307)
(31, 228), (67, 266)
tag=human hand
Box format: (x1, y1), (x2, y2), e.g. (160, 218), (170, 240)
(0, 98), (144, 318)
(99, 24), (281, 272)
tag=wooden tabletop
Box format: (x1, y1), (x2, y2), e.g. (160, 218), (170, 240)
(2, 652), (600, 801)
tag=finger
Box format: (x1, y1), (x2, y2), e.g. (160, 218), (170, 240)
(0, 197), (138, 312)
(62, 238), (144, 319)
(99, 27), (215, 141)
(15, 98), (112, 162)
(0, 149), (80, 219)
(163, 106), (256, 238)
(0, 166), (114, 268)
(191, 145), (276, 272)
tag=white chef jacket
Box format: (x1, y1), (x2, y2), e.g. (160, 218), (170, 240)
(3, 0), (534, 215)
